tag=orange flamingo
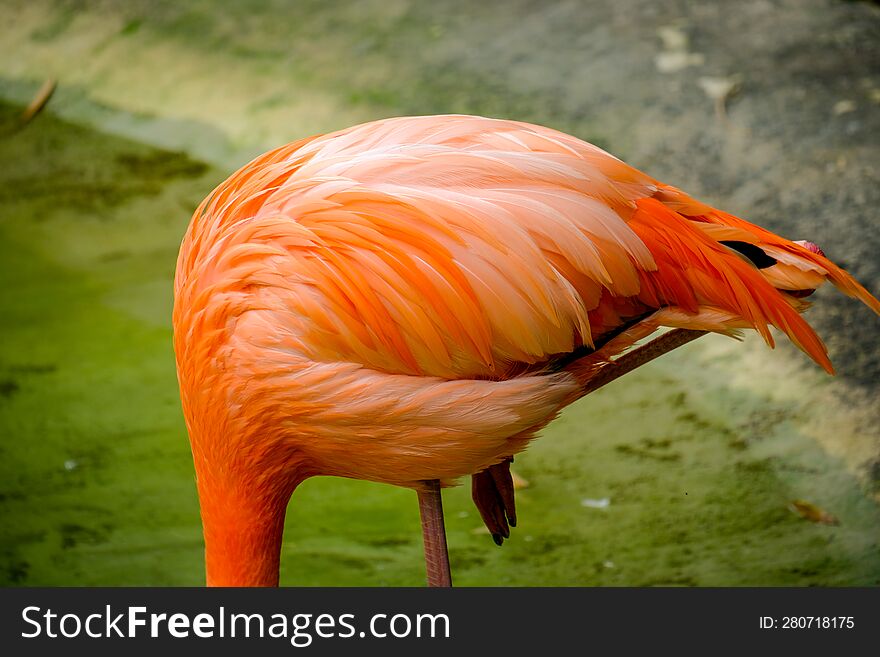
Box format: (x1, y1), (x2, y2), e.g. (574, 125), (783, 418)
(172, 114), (879, 587)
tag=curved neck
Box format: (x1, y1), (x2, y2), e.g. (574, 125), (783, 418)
(199, 482), (294, 587)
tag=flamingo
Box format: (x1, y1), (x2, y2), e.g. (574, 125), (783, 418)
(172, 114), (880, 587)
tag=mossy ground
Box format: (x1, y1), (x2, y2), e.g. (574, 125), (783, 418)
(1, 1), (879, 586)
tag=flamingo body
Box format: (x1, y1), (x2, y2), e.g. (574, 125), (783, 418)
(173, 115), (879, 585)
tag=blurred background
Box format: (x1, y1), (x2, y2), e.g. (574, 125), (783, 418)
(1, 0), (879, 586)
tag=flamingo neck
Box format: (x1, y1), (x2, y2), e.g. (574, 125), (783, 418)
(182, 397), (311, 586)
(198, 479), (295, 587)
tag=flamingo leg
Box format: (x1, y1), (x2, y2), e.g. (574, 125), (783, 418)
(417, 479), (452, 587)
(579, 328), (707, 395)
(471, 329), (708, 543)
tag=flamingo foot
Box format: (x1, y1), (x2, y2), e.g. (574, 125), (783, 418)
(472, 457), (517, 546)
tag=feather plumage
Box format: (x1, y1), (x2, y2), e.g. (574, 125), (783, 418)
(173, 115), (880, 585)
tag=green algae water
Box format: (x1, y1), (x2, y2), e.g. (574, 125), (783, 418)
(0, 101), (878, 586)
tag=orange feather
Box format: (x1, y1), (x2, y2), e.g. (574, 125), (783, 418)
(172, 114), (879, 585)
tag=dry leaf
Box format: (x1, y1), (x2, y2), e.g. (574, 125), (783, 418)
(21, 79), (56, 125)
(788, 499), (839, 526)
(655, 51), (705, 74)
(832, 100), (856, 116)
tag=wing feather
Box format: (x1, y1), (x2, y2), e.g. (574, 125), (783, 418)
(177, 115), (879, 380)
